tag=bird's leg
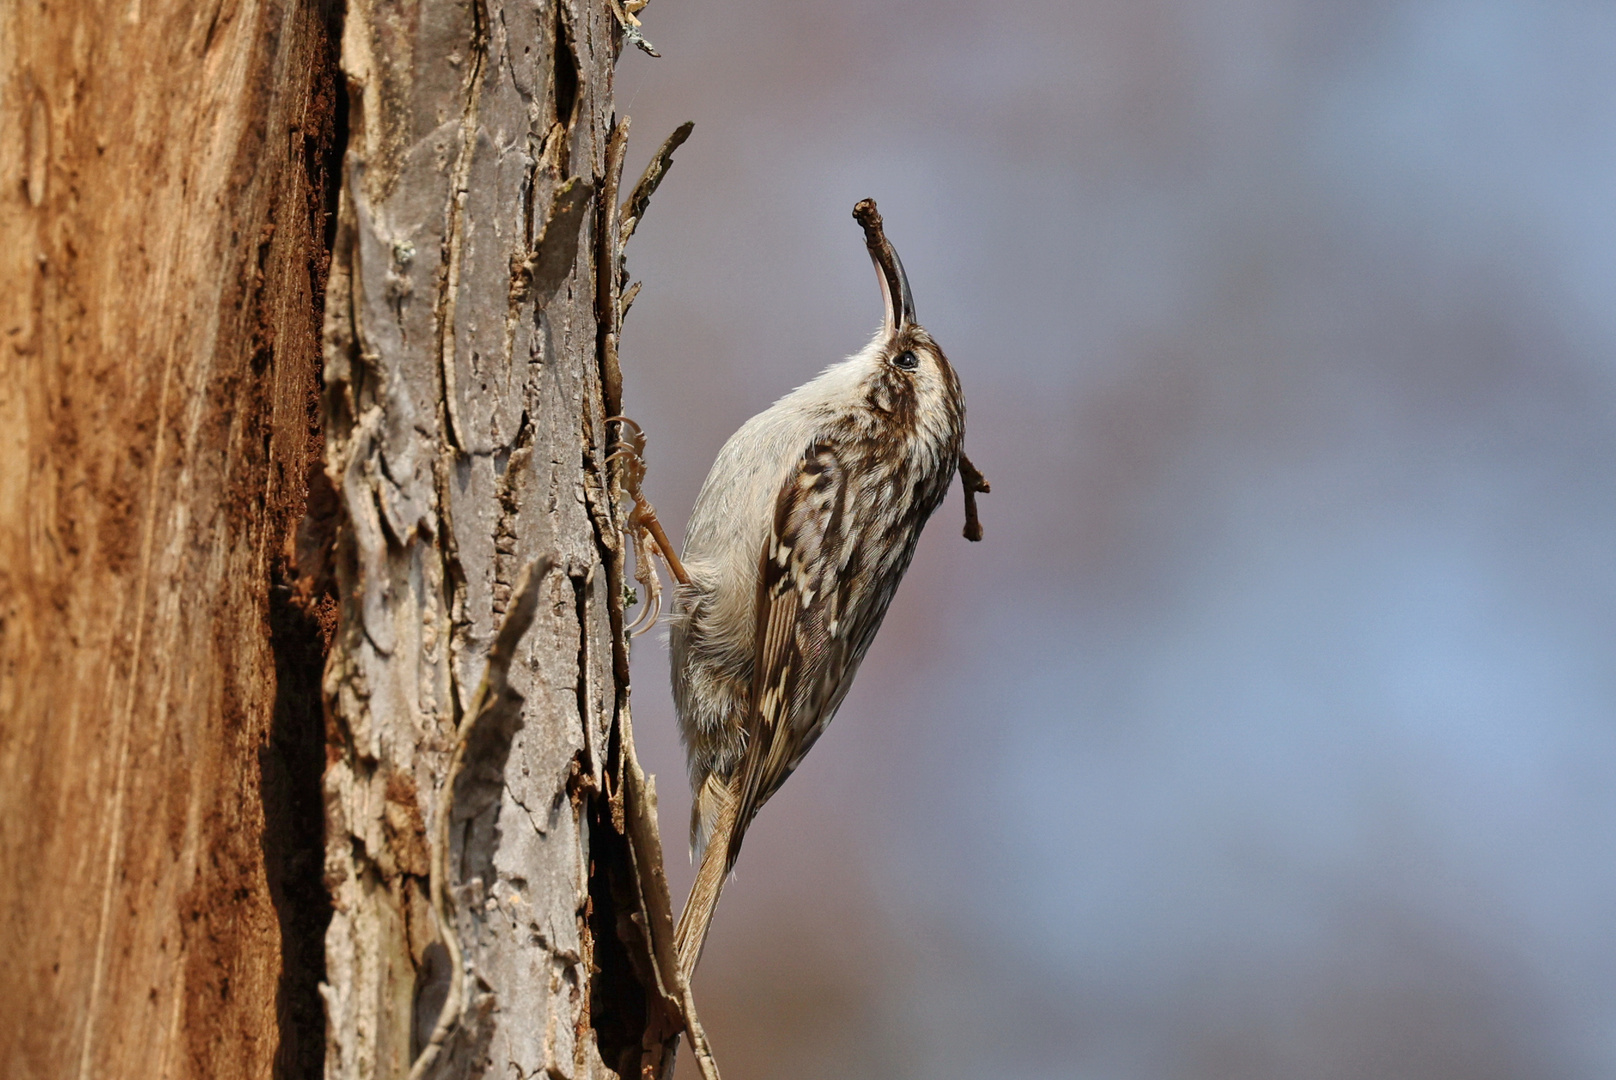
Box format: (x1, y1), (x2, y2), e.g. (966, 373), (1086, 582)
(607, 417), (691, 636)
(608, 417), (691, 586)
(608, 417), (664, 635)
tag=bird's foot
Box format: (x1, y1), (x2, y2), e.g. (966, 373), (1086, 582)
(607, 416), (690, 635)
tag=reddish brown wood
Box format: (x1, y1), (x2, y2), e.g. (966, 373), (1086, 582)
(0, 0), (342, 1076)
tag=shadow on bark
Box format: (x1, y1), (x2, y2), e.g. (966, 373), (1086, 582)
(263, 556), (337, 1080)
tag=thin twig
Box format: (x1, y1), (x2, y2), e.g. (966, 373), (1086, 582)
(619, 121), (694, 245)
(598, 117), (631, 417)
(618, 279), (641, 320)
(958, 452), (990, 542)
(852, 198), (916, 330)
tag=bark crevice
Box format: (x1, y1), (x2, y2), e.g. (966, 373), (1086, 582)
(264, 568), (338, 1080)
(317, 4), (717, 1077)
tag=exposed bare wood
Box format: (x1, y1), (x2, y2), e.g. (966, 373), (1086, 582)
(0, 0), (341, 1076)
(2, 0), (697, 1075)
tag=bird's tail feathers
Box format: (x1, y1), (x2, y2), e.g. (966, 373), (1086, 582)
(688, 772), (731, 863)
(675, 780), (739, 980)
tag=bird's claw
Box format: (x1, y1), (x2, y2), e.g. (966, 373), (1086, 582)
(607, 416), (689, 636)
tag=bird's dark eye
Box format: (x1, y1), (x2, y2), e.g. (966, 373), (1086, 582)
(891, 350), (918, 371)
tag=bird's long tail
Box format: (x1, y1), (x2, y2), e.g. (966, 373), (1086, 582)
(674, 780), (740, 979)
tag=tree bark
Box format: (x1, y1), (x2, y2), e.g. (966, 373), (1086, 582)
(0, 0), (342, 1078)
(320, 1), (707, 1078)
(2, 0), (704, 1076)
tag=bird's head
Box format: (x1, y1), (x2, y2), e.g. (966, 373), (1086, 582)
(850, 199), (962, 437)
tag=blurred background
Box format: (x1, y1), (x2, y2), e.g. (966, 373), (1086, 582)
(613, 2), (1616, 1076)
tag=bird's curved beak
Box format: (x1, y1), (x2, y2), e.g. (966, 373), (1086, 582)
(853, 199), (916, 335)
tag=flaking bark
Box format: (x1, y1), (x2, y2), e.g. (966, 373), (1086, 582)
(320, 1), (709, 1077)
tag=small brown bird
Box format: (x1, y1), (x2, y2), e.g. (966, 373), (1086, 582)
(668, 199), (986, 977)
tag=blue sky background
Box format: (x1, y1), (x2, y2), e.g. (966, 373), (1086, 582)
(611, 3), (1616, 1076)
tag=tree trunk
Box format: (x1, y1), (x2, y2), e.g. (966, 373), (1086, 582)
(320, 1), (709, 1078)
(0, 0), (342, 1077)
(2, 0), (708, 1076)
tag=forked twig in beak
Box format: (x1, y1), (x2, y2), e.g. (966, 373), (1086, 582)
(853, 198), (916, 334)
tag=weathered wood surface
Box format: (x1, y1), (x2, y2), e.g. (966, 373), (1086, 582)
(321, 1), (707, 1077)
(0, 0), (341, 1077)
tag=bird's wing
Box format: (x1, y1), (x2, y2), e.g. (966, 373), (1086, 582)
(725, 437), (863, 868)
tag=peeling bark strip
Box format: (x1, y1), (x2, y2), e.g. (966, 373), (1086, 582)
(320, 1), (710, 1077)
